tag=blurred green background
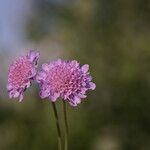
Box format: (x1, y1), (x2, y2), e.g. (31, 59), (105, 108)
(0, 0), (150, 150)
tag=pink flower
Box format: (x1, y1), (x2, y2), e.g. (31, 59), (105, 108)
(7, 50), (39, 101)
(36, 59), (96, 106)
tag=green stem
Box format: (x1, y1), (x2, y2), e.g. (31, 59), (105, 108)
(51, 102), (62, 150)
(63, 101), (69, 150)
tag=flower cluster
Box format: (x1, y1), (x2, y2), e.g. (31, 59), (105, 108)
(7, 51), (96, 106)
(7, 50), (39, 101)
(36, 59), (96, 106)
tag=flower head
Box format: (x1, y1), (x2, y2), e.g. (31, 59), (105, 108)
(36, 59), (96, 106)
(7, 50), (39, 101)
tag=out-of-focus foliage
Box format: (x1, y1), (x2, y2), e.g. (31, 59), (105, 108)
(0, 0), (150, 150)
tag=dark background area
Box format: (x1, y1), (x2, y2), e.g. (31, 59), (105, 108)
(0, 0), (150, 149)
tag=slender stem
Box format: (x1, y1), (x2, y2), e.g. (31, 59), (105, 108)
(63, 101), (69, 150)
(51, 102), (62, 150)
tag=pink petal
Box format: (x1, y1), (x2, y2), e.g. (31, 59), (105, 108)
(36, 72), (47, 82)
(19, 93), (24, 102)
(89, 82), (96, 90)
(81, 64), (89, 73)
(13, 91), (20, 98)
(50, 93), (60, 102)
(42, 64), (50, 72)
(40, 90), (50, 99)
(7, 84), (13, 91)
(28, 50), (39, 62)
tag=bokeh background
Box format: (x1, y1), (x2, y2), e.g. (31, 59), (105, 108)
(0, 0), (150, 150)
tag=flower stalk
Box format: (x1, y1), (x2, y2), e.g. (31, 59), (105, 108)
(51, 102), (62, 150)
(63, 101), (69, 150)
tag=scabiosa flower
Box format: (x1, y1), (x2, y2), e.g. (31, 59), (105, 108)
(7, 50), (39, 101)
(36, 59), (96, 106)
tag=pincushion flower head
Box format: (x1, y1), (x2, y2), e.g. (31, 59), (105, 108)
(7, 50), (39, 101)
(36, 59), (96, 106)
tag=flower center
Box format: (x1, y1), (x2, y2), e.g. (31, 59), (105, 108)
(9, 57), (33, 87)
(46, 65), (82, 93)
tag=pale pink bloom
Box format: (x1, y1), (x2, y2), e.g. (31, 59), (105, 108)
(7, 50), (39, 101)
(36, 59), (96, 106)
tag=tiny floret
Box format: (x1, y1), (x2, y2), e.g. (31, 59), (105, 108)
(7, 50), (39, 101)
(36, 59), (96, 106)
